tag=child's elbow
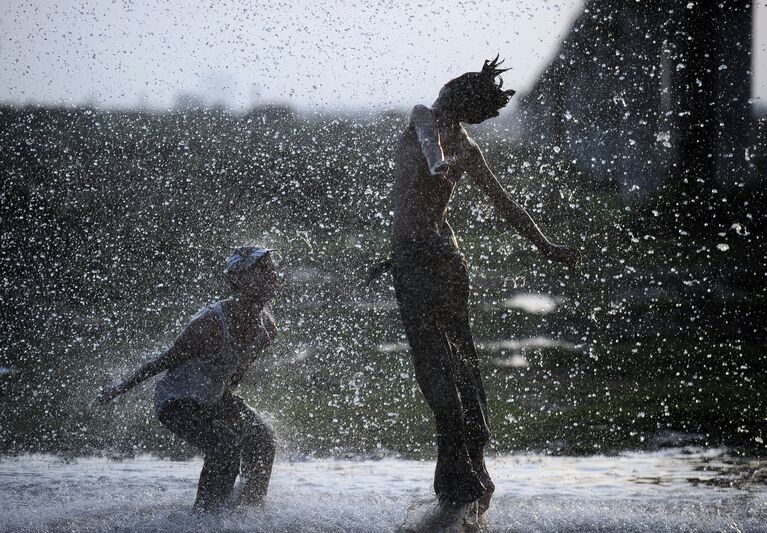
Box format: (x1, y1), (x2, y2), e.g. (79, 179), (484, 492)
(410, 105), (432, 126)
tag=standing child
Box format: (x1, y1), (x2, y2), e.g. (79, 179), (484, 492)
(386, 57), (580, 516)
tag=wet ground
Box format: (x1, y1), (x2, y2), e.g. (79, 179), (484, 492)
(1, 448), (765, 532)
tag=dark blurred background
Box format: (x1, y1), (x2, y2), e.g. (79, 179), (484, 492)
(1, 0), (765, 458)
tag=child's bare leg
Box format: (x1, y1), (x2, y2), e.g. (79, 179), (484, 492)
(231, 398), (275, 506)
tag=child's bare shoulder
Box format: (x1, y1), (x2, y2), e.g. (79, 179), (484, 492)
(178, 306), (224, 351)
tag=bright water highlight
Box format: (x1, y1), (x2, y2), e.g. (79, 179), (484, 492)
(1, 448), (765, 532)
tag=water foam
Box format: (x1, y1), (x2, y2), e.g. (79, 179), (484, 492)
(1, 450), (765, 532)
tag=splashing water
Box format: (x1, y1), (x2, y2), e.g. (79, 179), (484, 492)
(1, 448), (765, 532)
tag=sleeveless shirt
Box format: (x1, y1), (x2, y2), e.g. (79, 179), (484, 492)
(154, 302), (253, 413)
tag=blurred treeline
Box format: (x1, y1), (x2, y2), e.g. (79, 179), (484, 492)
(1, 104), (765, 456)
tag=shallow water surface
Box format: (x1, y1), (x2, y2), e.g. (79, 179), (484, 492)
(1, 448), (765, 532)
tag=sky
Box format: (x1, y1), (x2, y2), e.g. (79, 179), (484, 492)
(1, 0), (765, 112)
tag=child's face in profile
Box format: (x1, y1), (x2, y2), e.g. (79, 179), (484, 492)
(238, 255), (280, 302)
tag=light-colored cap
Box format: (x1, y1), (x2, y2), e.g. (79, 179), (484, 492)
(224, 246), (274, 275)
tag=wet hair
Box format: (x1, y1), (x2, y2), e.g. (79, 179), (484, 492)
(224, 245), (274, 293)
(435, 55), (516, 122)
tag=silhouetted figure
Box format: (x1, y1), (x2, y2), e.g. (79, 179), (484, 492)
(388, 57), (580, 514)
(98, 247), (280, 514)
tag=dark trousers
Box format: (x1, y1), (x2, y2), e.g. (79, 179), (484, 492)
(157, 393), (275, 512)
(392, 242), (491, 503)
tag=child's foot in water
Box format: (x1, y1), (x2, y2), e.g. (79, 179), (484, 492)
(474, 465), (494, 515)
(226, 480), (266, 509)
(469, 451), (495, 515)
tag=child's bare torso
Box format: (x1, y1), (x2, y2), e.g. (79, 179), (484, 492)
(391, 120), (476, 245)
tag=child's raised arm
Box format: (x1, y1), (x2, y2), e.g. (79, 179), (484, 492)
(410, 105), (454, 176)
